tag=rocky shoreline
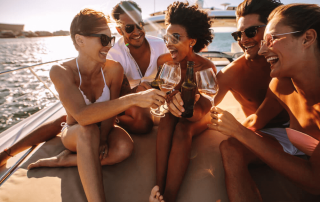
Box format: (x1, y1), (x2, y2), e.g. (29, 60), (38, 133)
(0, 30), (70, 38)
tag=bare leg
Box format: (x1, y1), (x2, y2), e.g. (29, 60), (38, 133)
(28, 125), (133, 169)
(0, 115), (66, 167)
(117, 106), (154, 134)
(220, 133), (284, 202)
(156, 113), (179, 193)
(45, 124), (105, 202)
(163, 115), (210, 202)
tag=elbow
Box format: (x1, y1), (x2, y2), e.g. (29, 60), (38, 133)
(242, 114), (258, 129)
(73, 111), (88, 126)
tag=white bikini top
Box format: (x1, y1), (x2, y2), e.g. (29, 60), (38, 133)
(76, 58), (110, 105)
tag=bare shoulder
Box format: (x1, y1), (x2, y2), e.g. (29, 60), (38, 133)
(220, 55), (245, 74)
(197, 54), (217, 73)
(50, 59), (75, 84)
(216, 55), (245, 84)
(157, 53), (172, 67)
(104, 59), (124, 75)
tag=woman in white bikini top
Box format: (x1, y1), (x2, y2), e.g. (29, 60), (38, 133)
(27, 8), (166, 202)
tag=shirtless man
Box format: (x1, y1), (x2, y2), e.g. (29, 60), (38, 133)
(215, 0), (286, 123)
(209, 3), (320, 201)
(107, 1), (167, 134)
(215, 0), (304, 156)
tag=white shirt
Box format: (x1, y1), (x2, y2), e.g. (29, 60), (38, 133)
(107, 35), (168, 88)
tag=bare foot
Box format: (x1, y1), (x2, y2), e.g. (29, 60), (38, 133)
(28, 150), (76, 169)
(149, 186), (165, 202)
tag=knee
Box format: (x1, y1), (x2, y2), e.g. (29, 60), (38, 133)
(113, 139), (134, 161)
(77, 124), (100, 146)
(220, 138), (239, 155)
(220, 138), (247, 164)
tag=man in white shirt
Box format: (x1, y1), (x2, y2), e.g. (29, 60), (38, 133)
(107, 1), (167, 134)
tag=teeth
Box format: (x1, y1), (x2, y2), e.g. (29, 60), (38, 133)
(245, 45), (255, 49)
(133, 35), (141, 39)
(100, 52), (108, 55)
(267, 57), (279, 62)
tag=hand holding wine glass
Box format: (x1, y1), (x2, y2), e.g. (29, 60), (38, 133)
(195, 68), (218, 106)
(150, 61), (181, 117)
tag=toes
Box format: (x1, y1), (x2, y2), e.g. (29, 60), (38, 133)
(151, 185), (160, 196)
(149, 186), (160, 202)
(27, 162), (37, 170)
(156, 192), (160, 200)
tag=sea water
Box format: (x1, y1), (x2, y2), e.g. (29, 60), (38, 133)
(0, 33), (234, 133)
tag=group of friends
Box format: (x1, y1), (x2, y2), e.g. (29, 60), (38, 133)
(0, 0), (319, 202)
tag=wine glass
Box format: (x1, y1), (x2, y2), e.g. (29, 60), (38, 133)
(195, 68), (218, 106)
(150, 61), (181, 117)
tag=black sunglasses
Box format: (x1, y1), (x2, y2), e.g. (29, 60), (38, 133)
(231, 25), (266, 41)
(121, 21), (145, 34)
(80, 33), (115, 47)
(163, 33), (186, 44)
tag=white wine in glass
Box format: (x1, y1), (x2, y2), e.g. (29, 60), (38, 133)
(150, 61), (181, 117)
(196, 68), (218, 106)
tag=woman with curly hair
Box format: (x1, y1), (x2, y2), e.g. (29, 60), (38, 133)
(149, 2), (215, 202)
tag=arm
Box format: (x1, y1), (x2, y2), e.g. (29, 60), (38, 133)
(50, 63), (166, 126)
(242, 85), (285, 130)
(210, 106), (320, 194)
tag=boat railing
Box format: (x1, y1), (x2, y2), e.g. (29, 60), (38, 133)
(0, 57), (74, 185)
(0, 58), (74, 99)
(0, 57), (74, 111)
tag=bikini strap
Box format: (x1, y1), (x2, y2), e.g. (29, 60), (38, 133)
(100, 68), (107, 86)
(76, 58), (82, 87)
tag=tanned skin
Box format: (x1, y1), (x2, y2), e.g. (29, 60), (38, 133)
(209, 15), (320, 202)
(209, 13), (290, 202)
(150, 24), (216, 202)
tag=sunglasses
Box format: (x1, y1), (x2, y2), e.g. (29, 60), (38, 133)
(80, 33), (115, 47)
(121, 21), (145, 34)
(231, 25), (266, 41)
(260, 31), (302, 48)
(163, 33), (187, 44)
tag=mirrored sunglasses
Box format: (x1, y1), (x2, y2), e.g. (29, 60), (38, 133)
(231, 25), (266, 41)
(163, 33), (186, 44)
(123, 21), (145, 34)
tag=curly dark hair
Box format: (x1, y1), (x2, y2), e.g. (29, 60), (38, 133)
(111, 1), (142, 21)
(236, 0), (283, 24)
(165, 1), (213, 53)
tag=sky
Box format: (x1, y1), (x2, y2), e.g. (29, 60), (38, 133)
(0, 0), (319, 32)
